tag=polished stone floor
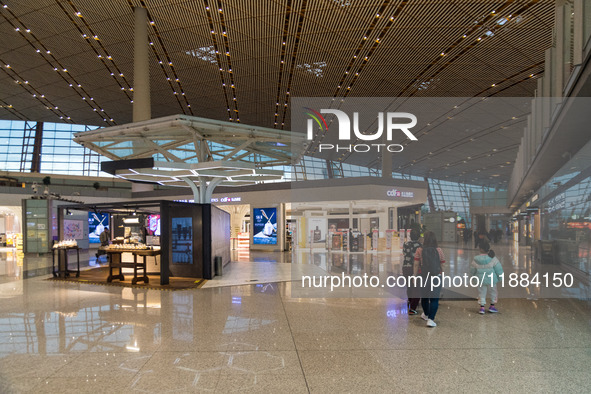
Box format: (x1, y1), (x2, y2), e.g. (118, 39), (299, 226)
(1, 241), (590, 393)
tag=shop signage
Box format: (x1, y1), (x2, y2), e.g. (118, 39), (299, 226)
(386, 189), (414, 198)
(174, 196), (242, 203)
(211, 196), (242, 203)
(566, 221), (591, 229)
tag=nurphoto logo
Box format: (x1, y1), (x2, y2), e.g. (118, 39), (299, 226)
(304, 107), (418, 153)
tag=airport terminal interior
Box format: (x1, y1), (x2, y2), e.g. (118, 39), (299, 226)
(1, 0), (591, 392)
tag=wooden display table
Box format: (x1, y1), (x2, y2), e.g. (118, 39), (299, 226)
(102, 247), (161, 285)
(52, 246), (80, 278)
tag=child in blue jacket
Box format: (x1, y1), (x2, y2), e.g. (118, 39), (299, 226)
(470, 240), (503, 314)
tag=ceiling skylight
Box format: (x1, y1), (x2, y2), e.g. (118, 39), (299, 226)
(186, 46), (217, 64)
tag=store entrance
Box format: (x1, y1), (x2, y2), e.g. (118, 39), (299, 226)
(397, 204), (423, 231)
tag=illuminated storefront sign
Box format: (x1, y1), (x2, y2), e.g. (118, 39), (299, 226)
(174, 196), (242, 203)
(211, 196), (242, 203)
(253, 208), (277, 245)
(386, 189), (414, 198)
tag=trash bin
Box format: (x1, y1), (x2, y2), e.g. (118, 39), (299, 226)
(214, 256), (223, 276)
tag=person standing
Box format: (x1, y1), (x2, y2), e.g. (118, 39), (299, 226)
(470, 240), (503, 314)
(402, 229), (422, 315)
(96, 227), (110, 262)
(474, 228), (489, 249)
(414, 231), (445, 327)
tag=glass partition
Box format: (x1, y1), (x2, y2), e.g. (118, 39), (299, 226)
(537, 138), (591, 275)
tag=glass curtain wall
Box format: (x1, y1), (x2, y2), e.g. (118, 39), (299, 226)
(0, 120), (106, 176)
(428, 179), (499, 228)
(536, 139), (591, 275)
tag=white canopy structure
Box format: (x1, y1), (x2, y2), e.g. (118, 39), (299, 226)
(74, 114), (306, 203)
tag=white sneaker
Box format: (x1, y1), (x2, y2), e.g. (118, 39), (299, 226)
(421, 313), (429, 321)
(426, 319), (437, 327)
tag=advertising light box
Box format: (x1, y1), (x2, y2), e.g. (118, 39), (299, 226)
(88, 212), (109, 244)
(172, 217), (192, 264)
(253, 208), (277, 245)
(148, 214), (161, 236)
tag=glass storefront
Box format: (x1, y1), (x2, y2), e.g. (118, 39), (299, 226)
(536, 139), (591, 275)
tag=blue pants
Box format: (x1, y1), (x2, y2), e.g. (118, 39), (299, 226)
(421, 282), (442, 320)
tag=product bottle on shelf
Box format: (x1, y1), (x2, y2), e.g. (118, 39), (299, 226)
(313, 226), (321, 242)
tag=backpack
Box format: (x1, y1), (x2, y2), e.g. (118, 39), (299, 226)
(402, 241), (421, 267)
(420, 247), (441, 278)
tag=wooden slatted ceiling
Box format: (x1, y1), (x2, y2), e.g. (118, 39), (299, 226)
(0, 0), (556, 185)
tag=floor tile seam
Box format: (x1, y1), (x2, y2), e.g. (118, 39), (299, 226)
(127, 350), (174, 392)
(6, 353), (85, 392)
(278, 288), (311, 394)
(47, 351), (87, 377)
(441, 346), (590, 350)
(151, 350), (228, 354)
(202, 279), (298, 290)
(147, 349), (308, 363)
(149, 349), (299, 354)
(290, 345), (590, 351)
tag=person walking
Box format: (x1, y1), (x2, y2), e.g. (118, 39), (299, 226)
(414, 231), (445, 327)
(470, 240), (503, 314)
(402, 229), (422, 315)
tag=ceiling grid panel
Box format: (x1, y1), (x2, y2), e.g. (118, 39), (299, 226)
(1, 3), (120, 125)
(278, 0), (308, 129)
(0, 0), (554, 160)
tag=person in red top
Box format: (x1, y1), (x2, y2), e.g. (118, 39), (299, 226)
(414, 231), (445, 327)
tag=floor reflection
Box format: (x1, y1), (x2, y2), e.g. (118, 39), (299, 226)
(0, 241), (591, 392)
(0, 281), (290, 359)
(288, 240), (590, 299)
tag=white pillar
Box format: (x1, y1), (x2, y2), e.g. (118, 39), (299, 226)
(390, 206), (397, 230)
(381, 135), (392, 178)
(573, 0), (584, 66)
(181, 178), (200, 203)
(133, 6), (151, 122)
(131, 7), (153, 194)
(554, 5), (565, 98)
